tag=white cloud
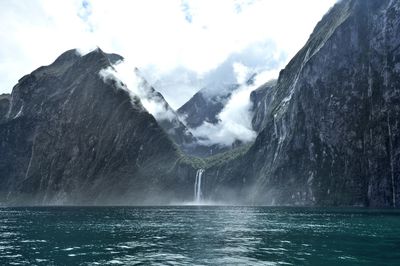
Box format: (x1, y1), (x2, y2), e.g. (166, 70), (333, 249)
(100, 60), (176, 121)
(0, 0), (337, 108)
(190, 63), (278, 146)
(233, 62), (251, 84)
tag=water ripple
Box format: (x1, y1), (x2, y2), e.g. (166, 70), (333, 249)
(0, 206), (399, 265)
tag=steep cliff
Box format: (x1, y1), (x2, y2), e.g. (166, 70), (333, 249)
(133, 70), (197, 154)
(2, 0), (399, 208)
(250, 79), (277, 132)
(0, 49), (196, 205)
(204, 0), (400, 208)
(0, 94), (10, 123)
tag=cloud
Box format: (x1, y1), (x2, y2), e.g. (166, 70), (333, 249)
(99, 60), (176, 121)
(145, 40), (284, 107)
(0, 0), (337, 108)
(141, 66), (203, 109)
(190, 62), (277, 146)
(233, 62), (251, 85)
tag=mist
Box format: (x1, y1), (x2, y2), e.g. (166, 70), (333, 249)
(99, 60), (176, 122)
(188, 63), (278, 146)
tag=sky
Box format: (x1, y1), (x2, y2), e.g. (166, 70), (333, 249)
(0, 0), (337, 109)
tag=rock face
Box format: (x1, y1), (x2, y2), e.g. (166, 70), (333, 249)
(0, 94), (10, 123)
(1, 0), (399, 208)
(250, 79), (277, 132)
(204, 0), (400, 208)
(0, 49), (196, 205)
(133, 70), (197, 155)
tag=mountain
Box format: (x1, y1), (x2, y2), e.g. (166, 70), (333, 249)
(203, 0), (400, 208)
(0, 48), (196, 205)
(176, 74), (258, 156)
(0, 93), (10, 123)
(178, 74), (257, 129)
(2, 0), (399, 208)
(133, 69), (197, 154)
(134, 70), (238, 157)
(250, 79), (277, 132)
(177, 84), (238, 128)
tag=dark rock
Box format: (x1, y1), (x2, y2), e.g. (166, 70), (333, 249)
(133, 69), (197, 154)
(177, 76), (257, 156)
(205, 0), (400, 208)
(177, 84), (238, 128)
(250, 79), (277, 132)
(0, 94), (10, 123)
(0, 48), (196, 205)
(2, 0), (400, 208)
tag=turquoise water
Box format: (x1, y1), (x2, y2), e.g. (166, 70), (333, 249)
(0, 206), (400, 265)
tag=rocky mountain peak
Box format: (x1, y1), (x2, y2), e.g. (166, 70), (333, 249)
(1, 0), (400, 207)
(202, 0), (400, 207)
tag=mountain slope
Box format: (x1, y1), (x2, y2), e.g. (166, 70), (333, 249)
(0, 49), (196, 205)
(203, 0), (400, 208)
(177, 75), (258, 156)
(177, 84), (239, 128)
(0, 93), (10, 123)
(133, 69), (197, 154)
(178, 74), (257, 128)
(250, 79), (277, 132)
(2, 0), (399, 208)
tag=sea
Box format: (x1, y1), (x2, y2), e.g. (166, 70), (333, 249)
(1, 206), (400, 265)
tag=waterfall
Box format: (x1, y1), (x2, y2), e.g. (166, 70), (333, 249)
(194, 169), (205, 203)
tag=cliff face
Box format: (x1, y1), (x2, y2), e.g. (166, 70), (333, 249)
(1, 0), (399, 208)
(0, 94), (10, 123)
(0, 49), (195, 205)
(204, 0), (400, 207)
(250, 79), (277, 132)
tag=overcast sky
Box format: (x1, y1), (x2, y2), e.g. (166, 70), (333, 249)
(0, 0), (336, 109)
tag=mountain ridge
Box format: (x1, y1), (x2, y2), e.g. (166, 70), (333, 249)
(202, 0), (400, 207)
(0, 48), (196, 205)
(1, 0), (399, 207)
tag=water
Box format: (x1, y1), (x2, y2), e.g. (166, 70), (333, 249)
(194, 169), (204, 203)
(1, 206), (400, 265)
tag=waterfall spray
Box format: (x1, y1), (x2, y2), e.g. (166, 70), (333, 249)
(194, 169), (205, 203)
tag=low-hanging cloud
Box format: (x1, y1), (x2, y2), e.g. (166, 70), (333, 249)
(99, 60), (176, 122)
(190, 62), (278, 146)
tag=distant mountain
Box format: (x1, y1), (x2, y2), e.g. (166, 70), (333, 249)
(134, 70), (239, 157)
(178, 74), (257, 129)
(133, 69), (197, 154)
(176, 79), (255, 156)
(203, 0), (400, 208)
(0, 48), (196, 205)
(177, 84), (238, 128)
